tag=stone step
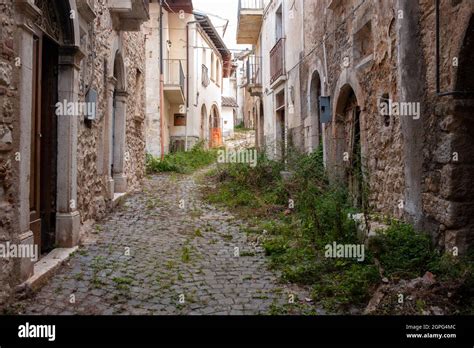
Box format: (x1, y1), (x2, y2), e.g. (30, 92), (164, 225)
(16, 247), (78, 296)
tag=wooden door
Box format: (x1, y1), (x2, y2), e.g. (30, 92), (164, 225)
(30, 36), (42, 253)
(30, 35), (59, 255)
(39, 37), (59, 252)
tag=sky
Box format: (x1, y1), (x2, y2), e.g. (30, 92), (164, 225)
(192, 0), (251, 52)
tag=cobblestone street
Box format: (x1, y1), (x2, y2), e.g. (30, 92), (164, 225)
(15, 168), (314, 315)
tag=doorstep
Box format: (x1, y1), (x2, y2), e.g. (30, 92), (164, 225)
(16, 246), (78, 295)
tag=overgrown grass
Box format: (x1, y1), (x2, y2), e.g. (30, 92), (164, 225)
(146, 141), (218, 174)
(234, 123), (253, 132)
(370, 222), (436, 279)
(203, 146), (474, 313)
(204, 147), (379, 310)
(205, 151), (286, 216)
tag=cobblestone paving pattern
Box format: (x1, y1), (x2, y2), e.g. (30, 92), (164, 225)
(16, 168), (319, 315)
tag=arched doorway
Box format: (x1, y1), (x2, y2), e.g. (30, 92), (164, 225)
(209, 105), (221, 148)
(310, 71), (322, 150)
(444, 15), (474, 251)
(200, 104), (207, 142)
(455, 15), (474, 97)
(334, 85), (363, 208)
(258, 101), (265, 150)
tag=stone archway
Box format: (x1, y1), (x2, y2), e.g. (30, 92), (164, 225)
(441, 15), (474, 252)
(209, 104), (221, 148)
(309, 70), (322, 151)
(455, 15), (474, 97)
(333, 84), (364, 208)
(257, 100), (265, 150)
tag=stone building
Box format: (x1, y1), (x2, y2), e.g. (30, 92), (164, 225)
(238, 0), (474, 253)
(300, 0), (474, 252)
(236, 51), (258, 131)
(236, 0), (305, 156)
(193, 11), (232, 149)
(0, 0), (148, 306)
(301, 0), (404, 216)
(235, 2), (264, 144)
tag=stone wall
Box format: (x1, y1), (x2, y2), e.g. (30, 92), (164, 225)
(298, 0), (474, 252)
(76, 0), (146, 223)
(416, 0), (474, 251)
(301, 0), (405, 218)
(0, 0), (20, 306)
(0, 0), (147, 308)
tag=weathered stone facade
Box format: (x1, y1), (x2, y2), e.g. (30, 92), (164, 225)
(241, 0), (474, 253)
(415, 0), (474, 251)
(0, 0), (148, 308)
(300, 0), (404, 218)
(76, 0), (147, 223)
(0, 0), (21, 305)
(298, 0), (474, 252)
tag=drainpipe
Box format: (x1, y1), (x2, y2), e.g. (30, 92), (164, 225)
(186, 20), (200, 151)
(322, 34), (329, 167)
(322, 35), (329, 95)
(159, 0), (165, 159)
(436, 0), (440, 95)
(185, 22), (189, 152)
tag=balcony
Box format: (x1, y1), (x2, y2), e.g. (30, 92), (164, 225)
(245, 55), (262, 96)
(108, 0), (150, 31)
(163, 59), (185, 104)
(270, 38), (285, 86)
(236, 0), (264, 45)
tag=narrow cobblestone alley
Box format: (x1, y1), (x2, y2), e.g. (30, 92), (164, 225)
(14, 167), (315, 315)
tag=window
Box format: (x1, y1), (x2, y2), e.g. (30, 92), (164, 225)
(201, 64), (210, 87)
(380, 93), (390, 127)
(216, 60), (221, 86)
(202, 48), (206, 67)
(276, 5), (283, 42)
(211, 52), (215, 81)
(353, 21), (373, 63)
(174, 113), (186, 126)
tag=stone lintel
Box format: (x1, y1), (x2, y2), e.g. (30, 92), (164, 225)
(59, 46), (86, 70)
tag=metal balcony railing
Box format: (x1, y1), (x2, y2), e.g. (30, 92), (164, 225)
(238, 0), (264, 11)
(270, 38), (285, 84)
(246, 55), (262, 86)
(163, 59), (185, 95)
(201, 64), (210, 87)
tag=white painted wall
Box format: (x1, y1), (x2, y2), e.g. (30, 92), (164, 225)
(222, 70), (238, 139)
(187, 23), (224, 146)
(146, 8), (226, 152)
(166, 13), (191, 148)
(236, 59), (245, 126)
(259, 0), (304, 158)
(222, 107), (235, 138)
